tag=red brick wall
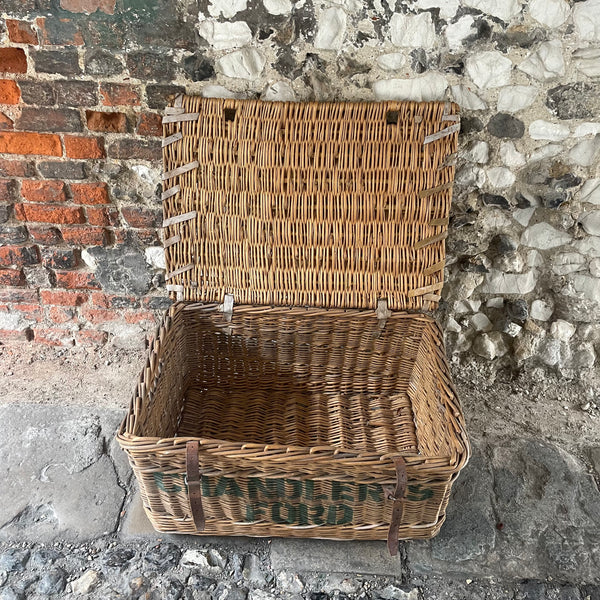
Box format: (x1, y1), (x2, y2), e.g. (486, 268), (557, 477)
(0, 1), (199, 347)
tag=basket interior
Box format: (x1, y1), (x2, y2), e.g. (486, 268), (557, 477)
(136, 304), (460, 460)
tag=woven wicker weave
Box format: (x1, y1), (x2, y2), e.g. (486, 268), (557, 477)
(117, 96), (469, 548)
(161, 97), (458, 311)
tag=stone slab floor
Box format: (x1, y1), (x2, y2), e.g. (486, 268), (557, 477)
(0, 344), (598, 599)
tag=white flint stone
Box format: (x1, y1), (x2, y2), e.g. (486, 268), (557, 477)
(198, 20), (252, 50)
(446, 317), (462, 333)
(276, 572), (304, 594)
(455, 164), (486, 188)
(377, 586), (420, 600)
(521, 223), (571, 249)
(217, 49), (266, 80)
(518, 40), (565, 80)
(487, 297), (504, 309)
(590, 258), (600, 277)
(377, 53), (406, 71)
(529, 0), (570, 28)
(462, 0), (522, 22)
(540, 338), (562, 367)
(461, 140), (489, 164)
(531, 299), (553, 321)
(483, 209), (512, 230)
(572, 273), (600, 301)
(500, 141), (526, 168)
(473, 332), (509, 360)
(574, 123), (600, 137)
(471, 313), (493, 332)
(573, 47), (600, 77)
(207, 0), (246, 18)
(181, 550), (222, 574)
(0, 311), (24, 330)
(580, 179), (600, 205)
(315, 7), (346, 50)
(496, 207), (521, 234)
(573, 0), (600, 41)
(552, 252), (586, 275)
(451, 84), (486, 110)
(372, 72), (447, 101)
(71, 570), (101, 595)
(573, 344), (596, 369)
(550, 319), (576, 341)
(568, 135), (600, 167)
(576, 237), (600, 257)
(527, 249), (544, 268)
(389, 12), (436, 48)
(454, 301), (472, 315)
(529, 120), (569, 141)
(494, 252), (525, 273)
(528, 143), (562, 163)
(145, 247), (166, 270)
(263, 0), (292, 15)
(487, 167), (515, 188)
(201, 85), (238, 99)
(479, 269), (538, 294)
(466, 51), (512, 89)
(81, 248), (97, 269)
(504, 322), (522, 337)
(455, 332), (473, 352)
(262, 81), (296, 101)
(445, 16), (475, 50)
(580, 211), (600, 236)
(415, 0), (459, 19)
(497, 85), (537, 113)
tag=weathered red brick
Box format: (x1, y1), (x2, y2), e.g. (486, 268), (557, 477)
(108, 138), (161, 161)
(131, 228), (159, 245)
(70, 182), (110, 205)
(36, 17), (84, 46)
(6, 20), (39, 45)
(99, 83), (140, 107)
(13, 303), (43, 322)
(40, 289), (88, 306)
(28, 226), (62, 244)
(81, 307), (118, 323)
(61, 225), (108, 245)
(0, 113), (14, 131)
(40, 247), (78, 269)
(0, 329), (33, 342)
(0, 246), (39, 268)
(85, 110), (127, 133)
(16, 107), (82, 133)
(33, 327), (75, 346)
(0, 80), (21, 105)
(0, 160), (36, 178)
(121, 206), (161, 228)
(21, 180), (67, 204)
(0, 269), (26, 286)
(76, 329), (108, 345)
(59, 0), (115, 15)
(48, 305), (76, 324)
(136, 113), (163, 137)
(15, 204), (85, 224)
(0, 179), (16, 202)
(90, 292), (139, 309)
(0, 49), (28, 74)
(55, 270), (100, 289)
(64, 135), (105, 159)
(0, 132), (62, 157)
(125, 310), (155, 324)
(86, 206), (118, 226)
(0, 289), (38, 303)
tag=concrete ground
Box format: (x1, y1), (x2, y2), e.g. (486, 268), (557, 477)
(0, 344), (598, 599)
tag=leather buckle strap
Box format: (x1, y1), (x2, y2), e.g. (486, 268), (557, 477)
(185, 441), (205, 531)
(384, 456), (407, 556)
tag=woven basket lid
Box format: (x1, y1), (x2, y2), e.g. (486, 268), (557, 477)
(161, 96), (459, 311)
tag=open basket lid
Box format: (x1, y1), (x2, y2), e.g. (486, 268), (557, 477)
(161, 96), (459, 311)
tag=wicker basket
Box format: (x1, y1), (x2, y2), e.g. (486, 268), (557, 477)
(117, 97), (470, 554)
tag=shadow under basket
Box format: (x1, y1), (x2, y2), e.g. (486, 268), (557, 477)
(117, 302), (470, 545)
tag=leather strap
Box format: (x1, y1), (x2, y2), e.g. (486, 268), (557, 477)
(186, 441), (205, 531)
(386, 456), (407, 556)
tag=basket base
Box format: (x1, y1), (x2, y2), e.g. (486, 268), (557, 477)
(141, 506), (445, 541)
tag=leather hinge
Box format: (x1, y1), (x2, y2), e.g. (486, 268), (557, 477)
(383, 456), (407, 556)
(185, 441), (206, 531)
